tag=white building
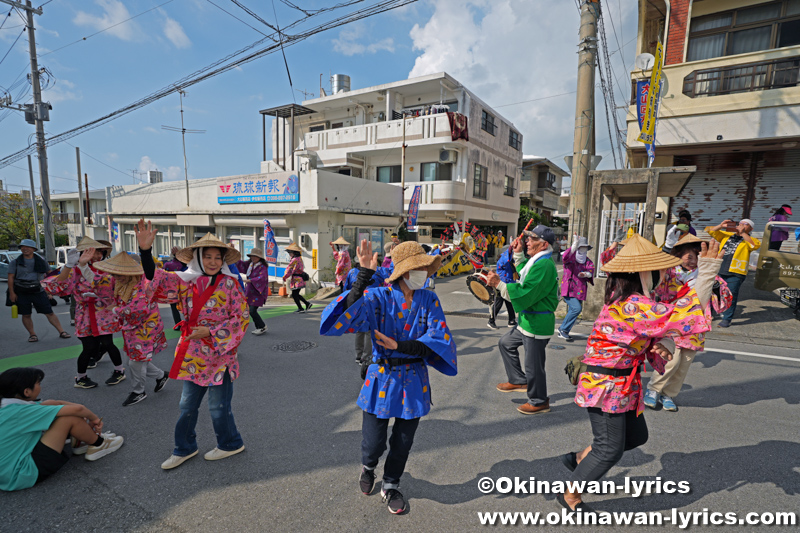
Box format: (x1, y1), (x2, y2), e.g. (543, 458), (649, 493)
(260, 72), (523, 238)
(51, 190), (109, 244)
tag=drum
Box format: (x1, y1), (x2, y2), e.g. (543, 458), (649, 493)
(466, 269), (495, 305)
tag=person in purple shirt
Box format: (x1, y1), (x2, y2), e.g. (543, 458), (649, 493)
(768, 204), (792, 251)
(162, 247), (186, 326)
(557, 235), (594, 341)
(236, 248), (270, 336)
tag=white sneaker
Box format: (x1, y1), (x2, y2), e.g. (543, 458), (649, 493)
(251, 326), (268, 336)
(161, 450), (198, 470)
(204, 446), (245, 461)
(72, 432), (117, 455)
(85, 434), (124, 461)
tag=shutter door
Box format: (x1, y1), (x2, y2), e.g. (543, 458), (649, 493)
(674, 153), (751, 238)
(748, 150), (800, 238)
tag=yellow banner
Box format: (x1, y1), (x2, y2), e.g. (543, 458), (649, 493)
(312, 249), (318, 269)
(637, 41), (663, 144)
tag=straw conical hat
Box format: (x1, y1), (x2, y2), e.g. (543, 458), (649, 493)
(675, 233), (704, 246)
(175, 232), (241, 265)
(601, 234), (681, 273)
(285, 242), (302, 254)
(332, 236), (350, 246)
(94, 252), (144, 276)
(76, 236), (110, 251)
(247, 247), (266, 261)
(386, 241), (442, 283)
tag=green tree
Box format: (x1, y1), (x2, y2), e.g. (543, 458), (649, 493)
(518, 205), (542, 231)
(0, 194), (37, 249)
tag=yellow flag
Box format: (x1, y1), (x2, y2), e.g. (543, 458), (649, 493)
(637, 41), (663, 144)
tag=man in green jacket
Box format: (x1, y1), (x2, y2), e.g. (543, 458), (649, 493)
(486, 225), (559, 415)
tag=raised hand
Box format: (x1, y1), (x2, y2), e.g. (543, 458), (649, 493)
(356, 239), (378, 269)
(374, 329), (398, 351)
(135, 218), (157, 251)
(78, 248), (95, 267)
(700, 239), (723, 259)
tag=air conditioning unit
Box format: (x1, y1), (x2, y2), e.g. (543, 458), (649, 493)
(439, 149), (458, 164)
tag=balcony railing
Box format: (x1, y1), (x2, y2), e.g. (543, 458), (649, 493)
(682, 56), (800, 98)
(537, 186), (561, 196)
(53, 213), (82, 224)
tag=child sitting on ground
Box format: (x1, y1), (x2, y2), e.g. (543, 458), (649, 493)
(0, 367), (124, 491)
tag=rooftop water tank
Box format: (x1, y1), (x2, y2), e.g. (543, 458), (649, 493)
(332, 74), (351, 94)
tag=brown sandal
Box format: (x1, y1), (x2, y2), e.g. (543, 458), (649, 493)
(59, 331), (71, 339)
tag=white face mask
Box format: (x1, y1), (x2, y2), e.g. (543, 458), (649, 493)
(403, 270), (428, 291)
(576, 247), (588, 264)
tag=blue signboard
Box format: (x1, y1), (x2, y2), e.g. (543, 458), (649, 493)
(636, 80), (660, 168)
(217, 172), (300, 204)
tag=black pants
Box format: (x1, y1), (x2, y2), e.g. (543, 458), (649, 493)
(361, 411), (420, 489)
(249, 306), (265, 329)
(170, 303), (182, 326)
(291, 289), (308, 310)
(78, 334), (122, 374)
(768, 240), (783, 251)
(491, 295), (516, 323)
(570, 407), (649, 483)
(498, 328), (549, 405)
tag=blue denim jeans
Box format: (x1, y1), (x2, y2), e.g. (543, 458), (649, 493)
(720, 274), (746, 321)
(174, 371), (244, 456)
(560, 296), (583, 334)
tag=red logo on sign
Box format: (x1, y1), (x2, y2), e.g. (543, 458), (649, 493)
(220, 185), (231, 193)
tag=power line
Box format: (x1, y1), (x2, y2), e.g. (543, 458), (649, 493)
(0, 28), (24, 68)
(494, 90), (577, 109)
(0, 0), (420, 170)
(39, 0), (176, 58)
(205, 0), (271, 37)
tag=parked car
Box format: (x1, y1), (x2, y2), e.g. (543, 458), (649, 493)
(755, 221), (800, 319)
(0, 250), (22, 280)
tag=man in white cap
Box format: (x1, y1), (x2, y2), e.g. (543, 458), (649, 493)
(705, 218), (760, 328)
(7, 239), (70, 342)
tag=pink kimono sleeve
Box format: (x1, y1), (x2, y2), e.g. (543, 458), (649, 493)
(209, 281), (249, 357)
(149, 269), (190, 304)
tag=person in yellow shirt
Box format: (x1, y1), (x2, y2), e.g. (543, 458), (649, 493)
(705, 218), (760, 328)
(497, 231), (506, 248)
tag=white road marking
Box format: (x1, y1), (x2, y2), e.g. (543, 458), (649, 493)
(704, 347), (800, 363)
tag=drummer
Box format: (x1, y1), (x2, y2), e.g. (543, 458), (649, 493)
(486, 225), (559, 415)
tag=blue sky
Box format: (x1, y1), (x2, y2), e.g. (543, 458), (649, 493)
(0, 0), (638, 196)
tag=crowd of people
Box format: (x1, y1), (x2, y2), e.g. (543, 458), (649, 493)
(0, 206), (793, 516)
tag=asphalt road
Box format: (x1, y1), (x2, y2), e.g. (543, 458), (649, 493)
(1, 277), (799, 532)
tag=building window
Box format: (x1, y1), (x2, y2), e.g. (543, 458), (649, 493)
(473, 164), (488, 199)
(504, 176), (515, 197)
(481, 110), (497, 136)
(539, 170), (557, 189)
(687, 1), (800, 62)
(377, 165), (401, 183)
(682, 56), (800, 97)
(420, 162), (453, 181)
(509, 130), (522, 150)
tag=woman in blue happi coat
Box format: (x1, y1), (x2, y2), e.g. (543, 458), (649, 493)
(320, 240), (457, 515)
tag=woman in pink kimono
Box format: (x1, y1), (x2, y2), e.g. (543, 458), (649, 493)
(134, 220), (249, 470)
(282, 243), (311, 313)
(330, 237), (352, 289)
(42, 237), (125, 390)
(558, 235), (722, 512)
(92, 252), (169, 407)
(236, 248), (270, 335)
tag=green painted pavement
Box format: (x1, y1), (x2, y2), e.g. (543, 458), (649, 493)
(0, 306), (300, 372)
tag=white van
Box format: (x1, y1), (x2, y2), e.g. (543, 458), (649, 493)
(54, 246), (72, 270)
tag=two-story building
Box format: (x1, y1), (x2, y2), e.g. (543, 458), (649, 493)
(260, 72), (523, 240)
(628, 0), (800, 239)
(519, 155), (570, 223)
(51, 190), (109, 245)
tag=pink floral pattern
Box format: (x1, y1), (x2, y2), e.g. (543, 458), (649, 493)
(333, 250), (351, 286)
(111, 278), (168, 362)
(575, 288), (711, 415)
(282, 256), (306, 289)
(148, 269), (249, 386)
(42, 267), (120, 338)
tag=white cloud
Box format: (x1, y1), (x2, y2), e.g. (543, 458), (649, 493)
(138, 156), (185, 181)
(333, 23), (395, 56)
(74, 0), (139, 42)
(408, 0), (638, 171)
(163, 16), (191, 49)
(43, 79), (80, 103)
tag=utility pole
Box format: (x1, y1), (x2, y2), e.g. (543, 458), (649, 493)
(75, 147), (86, 236)
(14, 0), (56, 262)
(569, 0), (599, 238)
(26, 155), (40, 247)
(84, 173), (91, 225)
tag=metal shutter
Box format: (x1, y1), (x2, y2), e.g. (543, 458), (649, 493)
(674, 153), (751, 237)
(749, 149), (800, 234)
